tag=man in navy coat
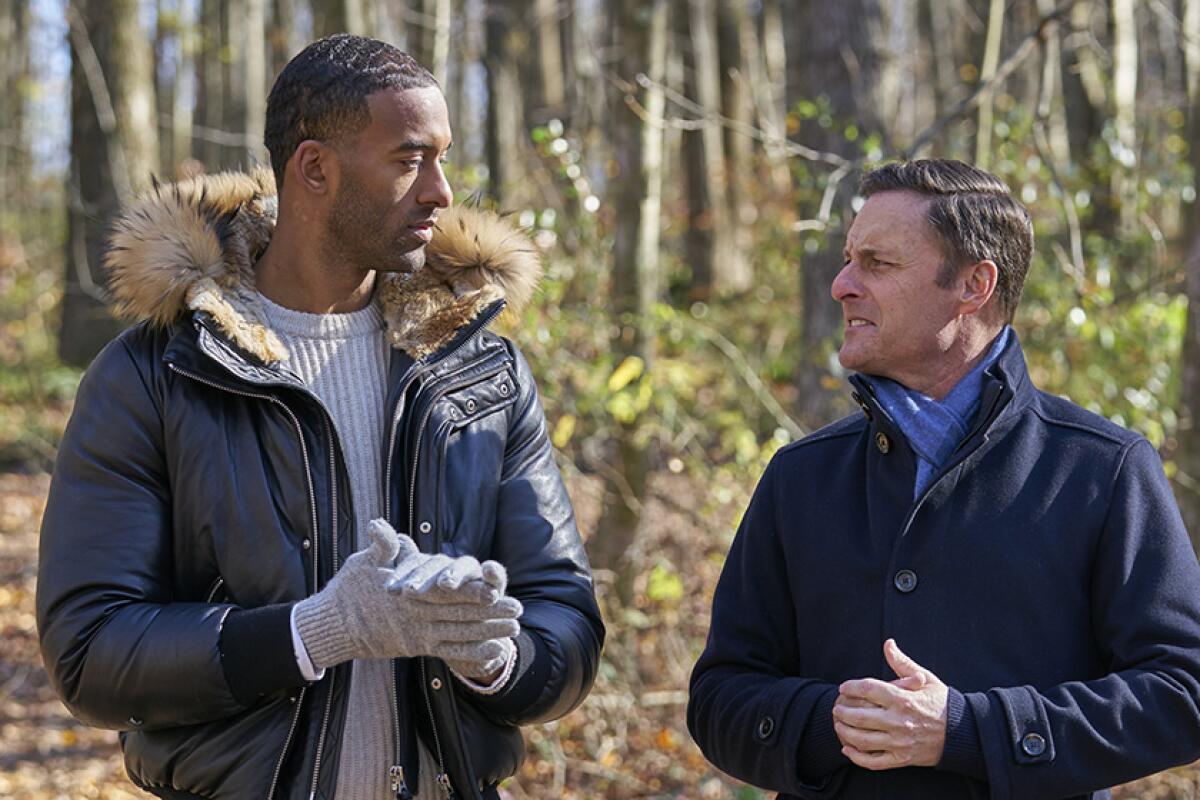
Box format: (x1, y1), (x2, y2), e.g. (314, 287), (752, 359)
(688, 159), (1200, 799)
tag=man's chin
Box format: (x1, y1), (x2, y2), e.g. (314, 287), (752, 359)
(376, 248), (426, 275)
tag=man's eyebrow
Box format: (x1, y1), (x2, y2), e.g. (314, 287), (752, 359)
(391, 140), (434, 152)
(390, 140), (453, 153)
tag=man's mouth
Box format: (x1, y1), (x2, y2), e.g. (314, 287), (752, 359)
(846, 318), (874, 328)
(409, 219), (436, 242)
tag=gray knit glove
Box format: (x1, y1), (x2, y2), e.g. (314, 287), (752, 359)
(294, 520), (521, 670)
(396, 558), (519, 685)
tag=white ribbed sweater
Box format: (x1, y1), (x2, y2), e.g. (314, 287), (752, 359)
(257, 293), (436, 799)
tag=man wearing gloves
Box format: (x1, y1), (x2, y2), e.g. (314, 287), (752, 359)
(37, 35), (602, 800)
(688, 159), (1200, 798)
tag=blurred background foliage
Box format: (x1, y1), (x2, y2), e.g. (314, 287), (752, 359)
(3, 0), (1200, 797)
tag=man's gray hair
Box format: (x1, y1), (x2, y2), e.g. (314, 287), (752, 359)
(860, 159), (1034, 323)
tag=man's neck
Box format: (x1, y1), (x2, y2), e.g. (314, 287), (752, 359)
(915, 324), (1007, 401)
(254, 225), (376, 314)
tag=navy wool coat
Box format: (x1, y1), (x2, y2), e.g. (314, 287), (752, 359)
(688, 337), (1200, 800)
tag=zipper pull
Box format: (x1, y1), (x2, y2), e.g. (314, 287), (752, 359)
(389, 765), (413, 800)
(436, 772), (456, 798)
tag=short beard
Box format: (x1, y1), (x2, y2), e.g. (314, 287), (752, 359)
(326, 172), (426, 275)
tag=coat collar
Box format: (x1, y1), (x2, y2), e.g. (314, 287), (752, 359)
(104, 167), (542, 364)
(848, 329), (1035, 444)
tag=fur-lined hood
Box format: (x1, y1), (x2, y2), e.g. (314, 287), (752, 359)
(105, 167), (542, 363)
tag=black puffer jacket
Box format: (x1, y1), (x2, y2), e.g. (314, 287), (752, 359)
(36, 169), (604, 800)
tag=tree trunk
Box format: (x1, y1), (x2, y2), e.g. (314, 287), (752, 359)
(222, 0), (246, 169)
(1110, 0), (1138, 233)
(484, 0), (525, 207)
(974, 0), (1005, 168)
(685, 0), (736, 298)
(1175, 0), (1200, 555)
(679, 0), (715, 297)
(788, 0), (891, 429)
(61, 0), (160, 366)
(1062, 0), (1114, 238)
(759, 0), (790, 196)
(270, 0), (302, 75)
(536, 0), (565, 117)
(172, 0), (197, 177)
(717, 0), (754, 293)
(244, 0), (267, 166)
(313, 0), (366, 37)
(0, 0), (31, 209)
(155, 0), (174, 172)
(593, 0), (667, 602)
(427, 0), (451, 86)
(196, 0), (225, 169)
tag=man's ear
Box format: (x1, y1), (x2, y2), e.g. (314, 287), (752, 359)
(959, 259), (998, 317)
(291, 140), (336, 196)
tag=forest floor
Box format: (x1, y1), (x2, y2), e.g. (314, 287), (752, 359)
(2, 470), (1199, 799)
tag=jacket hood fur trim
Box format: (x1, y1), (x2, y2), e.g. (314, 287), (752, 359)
(104, 167), (543, 362)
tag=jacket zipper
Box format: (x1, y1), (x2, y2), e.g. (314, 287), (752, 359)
(308, 418), (341, 800)
(383, 303), (505, 799)
(204, 576), (225, 603)
(166, 364), (316, 800)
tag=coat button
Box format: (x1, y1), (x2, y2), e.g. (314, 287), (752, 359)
(1021, 732), (1046, 756)
(465, 398), (477, 413)
(893, 569), (918, 593)
(756, 716), (775, 739)
(302, 538), (311, 550)
(129, 717), (143, 726)
(500, 383), (510, 396)
(419, 521), (432, 534)
(875, 432), (891, 453)
(431, 677), (443, 690)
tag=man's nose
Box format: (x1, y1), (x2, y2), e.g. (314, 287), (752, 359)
(419, 161), (453, 209)
(830, 260), (859, 302)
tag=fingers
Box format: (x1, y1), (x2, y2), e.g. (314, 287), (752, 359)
(445, 655), (507, 680)
(433, 557), (484, 592)
(884, 638), (927, 682)
(420, 577), (500, 606)
(832, 700), (893, 732)
(841, 742), (905, 771)
(394, 530), (420, 562)
(407, 595), (523, 622)
(839, 677), (905, 706)
(833, 719), (893, 752)
(436, 617), (520, 643)
(392, 554), (455, 594)
(436, 638), (512, 663)
(892, 674), (926, 691)
(480, 560), (507, 593)
(365, 519), (401, 565)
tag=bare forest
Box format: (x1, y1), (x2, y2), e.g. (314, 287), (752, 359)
(2, 0), (1200, 797)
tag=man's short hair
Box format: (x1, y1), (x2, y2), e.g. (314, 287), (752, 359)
(859, 159), (1034, 323)
(265, 34), (438, 189)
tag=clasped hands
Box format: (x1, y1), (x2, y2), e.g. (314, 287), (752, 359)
(831, 638), (950, 771)
(295, 518), (521, 684)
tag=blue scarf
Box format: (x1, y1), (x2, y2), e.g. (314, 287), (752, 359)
(865, 327), (1011, 500)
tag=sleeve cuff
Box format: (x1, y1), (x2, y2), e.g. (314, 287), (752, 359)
(453, 629), (548, 720)
(450, 639), (517, 695)
(797, 686), (848, 782)
(219, 603), (308, 705)
(289, 604), (326, 682)
(936, 687), (987, 781)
